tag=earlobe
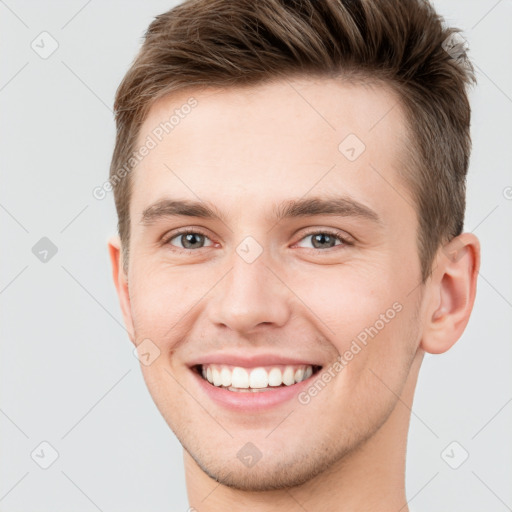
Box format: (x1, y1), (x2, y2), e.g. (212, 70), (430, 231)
(107, 235), (135, 342)
(420, 233), (480, 355)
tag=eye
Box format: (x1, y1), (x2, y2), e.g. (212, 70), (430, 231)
(163, 229), (351, 252)
(166, 230), (214, 250)
(296, 231), (350, 250)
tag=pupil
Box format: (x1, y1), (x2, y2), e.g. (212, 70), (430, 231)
(182, 233), (203, 249)
(312, 233), (334, 249)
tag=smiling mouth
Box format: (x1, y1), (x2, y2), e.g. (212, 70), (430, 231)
(192, 363), (322, 392)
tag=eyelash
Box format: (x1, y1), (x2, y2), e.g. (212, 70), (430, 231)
(163, 228), (353, 252)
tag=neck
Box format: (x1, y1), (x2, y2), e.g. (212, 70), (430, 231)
(185, 352), (423, 511)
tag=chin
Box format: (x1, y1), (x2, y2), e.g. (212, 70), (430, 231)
(184, 436), (359, 492)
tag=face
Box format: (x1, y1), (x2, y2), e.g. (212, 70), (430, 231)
(117, 77), (427, 490)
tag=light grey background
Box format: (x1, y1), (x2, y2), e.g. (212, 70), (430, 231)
(1, 1), (511, 511)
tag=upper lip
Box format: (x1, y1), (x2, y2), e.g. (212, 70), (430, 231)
(187, 353), (323, 368)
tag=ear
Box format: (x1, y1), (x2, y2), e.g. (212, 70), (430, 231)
(108, 235), (135, 343)
(420, 232), (480, 354)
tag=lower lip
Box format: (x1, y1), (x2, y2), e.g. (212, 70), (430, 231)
(190, 367), (318, 412)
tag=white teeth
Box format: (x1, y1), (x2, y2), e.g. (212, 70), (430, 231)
(282, 365), (295, 386)
(268, 367), (282, 387)
(220, 367), (232, 387)
(200, 363), (317, 390)
(231, 367), (249, 388)
(294, 367), (304, 382)
(226, 386), (275, 393)
(212, 367), (222, 386)
(249, 367), (268, 389)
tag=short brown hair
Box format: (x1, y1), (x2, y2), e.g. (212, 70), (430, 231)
(110, 0), (475, 282)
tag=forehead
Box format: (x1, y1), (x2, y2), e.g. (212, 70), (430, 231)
(130, 77), (413, 226)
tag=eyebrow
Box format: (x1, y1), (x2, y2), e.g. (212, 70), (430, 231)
(140, 196), (382, 226)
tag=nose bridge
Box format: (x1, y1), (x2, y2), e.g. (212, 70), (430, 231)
(208, 247), (291, 333)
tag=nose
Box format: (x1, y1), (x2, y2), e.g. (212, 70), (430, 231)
(207, 254), (292, 334)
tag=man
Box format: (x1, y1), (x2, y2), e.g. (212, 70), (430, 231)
(107, 0), (480, 509)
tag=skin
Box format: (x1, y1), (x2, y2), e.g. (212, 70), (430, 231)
(108, 77), (480, 511)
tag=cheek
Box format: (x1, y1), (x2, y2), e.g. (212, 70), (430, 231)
(290, 264), (396, 343)
(290, 264), (417, 379)
(128, 260), (201, 343)
(340, 297), (420, 411)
